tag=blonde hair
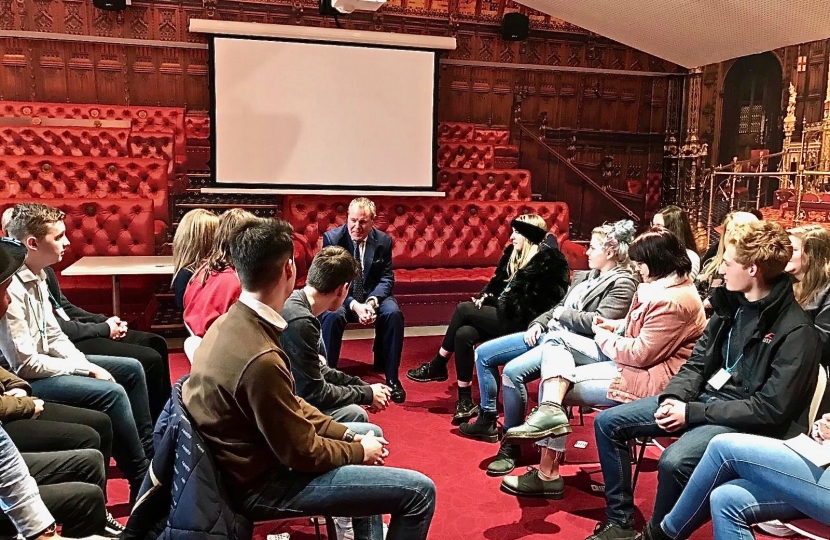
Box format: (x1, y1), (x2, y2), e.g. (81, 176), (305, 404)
(172, 209), (219, 284)
(788, 225), (830, 306)
(592, 220), (637, 273)
(699, 211), (759, 282)
(199, 208), (258, 285)
(349, 197), (376, 218)
(507, 214), (547, 277)
(730, 221), (792, 281)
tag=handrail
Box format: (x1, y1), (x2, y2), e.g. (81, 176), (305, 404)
(516, 122), (640, 222)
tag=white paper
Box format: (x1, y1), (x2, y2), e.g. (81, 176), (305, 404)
(784, 434), (830, 468)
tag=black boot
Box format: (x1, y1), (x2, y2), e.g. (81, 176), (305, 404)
(635, 522), (673, 540)
(452, 395), (479, 425)
(459, 410), (499, 442)
(406, 355), (449, 382)
(486, 442), (521, 476)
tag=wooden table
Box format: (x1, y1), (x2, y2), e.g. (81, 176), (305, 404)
(61, 256), (174, 317)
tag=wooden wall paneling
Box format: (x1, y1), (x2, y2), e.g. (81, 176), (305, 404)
(0, 38), (31, 101)
(470, 66), (491, 124)
(650, 78), (666, 134)
(95, 43), (128, 105)
(185, 48), (210, 110)
(536, 71), (558, 127)
(490, 67), (512, 127)
(128, 45), (157, 105)
(66, 41), (96, 103)
(580, 74), (600, 130)
(558, 72), (578, 128)
(36, 40), (68, 102)
(159, 48), (184, 107)
(598, 75), (619, 132)
(442, 64), (472, 122)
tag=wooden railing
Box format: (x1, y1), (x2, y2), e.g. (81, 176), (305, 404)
(516, 122), (640, 238)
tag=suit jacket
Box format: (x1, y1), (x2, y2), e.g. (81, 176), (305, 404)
(323, 225), (395, 308)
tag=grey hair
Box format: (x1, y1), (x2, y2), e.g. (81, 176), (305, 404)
(592, 220), (637, 271)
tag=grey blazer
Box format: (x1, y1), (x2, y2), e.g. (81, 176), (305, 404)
(531, 267), (638, 336)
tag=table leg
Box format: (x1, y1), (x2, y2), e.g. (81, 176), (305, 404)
(112, 275), (121, 317)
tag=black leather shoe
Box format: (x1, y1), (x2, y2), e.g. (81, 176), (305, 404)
(387, 380), (406, 403)
(406, 361), (449, 382)
(452, 396), (479, 425)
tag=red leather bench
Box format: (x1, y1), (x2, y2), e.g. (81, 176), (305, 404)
(0, 126), (131, 158)
(438, 122), (476, 143)
(473, 129), (511, 145)
(0, 156), (170, 247)
(0, 197), (156, 315)
(438, 169), (532, 201)
(284, 196), (587, 325)
(437, 143), (495, 169)
(0, 101), (186, 173)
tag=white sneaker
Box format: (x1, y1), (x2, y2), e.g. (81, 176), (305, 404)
(334, 517), (388, 540)
(756, 520), (796, 537)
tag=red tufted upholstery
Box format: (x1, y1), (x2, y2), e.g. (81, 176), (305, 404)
(437, 122), (475, 143)
(185, 113), (210, 142)
(0, 126), (130, 158)
(437, 144), (494, 169)
(284, 195), (585, 324)
(437, 169), (531, 201)
(0, 101), (186, 171)
(473, 129), (511, 146)
(0, 156), (169, 246)
(128, 131), (176, 174)
(645, 172), (662, 213)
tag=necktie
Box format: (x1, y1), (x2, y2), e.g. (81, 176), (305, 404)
(353, 241), (367, 303)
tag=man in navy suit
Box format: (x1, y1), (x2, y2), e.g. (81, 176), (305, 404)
(320, 197), (406, 403)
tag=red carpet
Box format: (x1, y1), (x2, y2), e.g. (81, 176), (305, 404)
(107, 335), (784, 539)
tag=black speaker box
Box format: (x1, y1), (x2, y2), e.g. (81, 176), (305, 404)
(94, 0), (127, 11)
(501, 13), (529, 41)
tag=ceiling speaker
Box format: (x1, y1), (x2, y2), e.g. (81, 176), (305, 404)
(501, 12), (529, 41)
(94, 0), (126, 11)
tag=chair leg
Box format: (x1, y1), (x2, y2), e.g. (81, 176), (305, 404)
(324, 516), (338, 540)
(631, 437), (649, 492)
(312, 517), (322, 540)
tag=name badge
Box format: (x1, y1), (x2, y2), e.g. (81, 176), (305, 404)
(708, 368), (731, 390)
(55, 307), (70, 322)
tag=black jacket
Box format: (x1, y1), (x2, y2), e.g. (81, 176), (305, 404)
(480, 236), (570, 328)
(281, 290), (373, 410)
(44, 267), (111, 341)
(660, 275), (820, 439)
(803, 282), (830, 367)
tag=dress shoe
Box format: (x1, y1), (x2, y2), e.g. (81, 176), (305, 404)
(586, 523), (637, 540)
(502, 402), (572, 442)
(406, 360), (448, 382)
(500, 468), (564, 499)
(387, 380), (406, 403)
(634, 522), (673, 540)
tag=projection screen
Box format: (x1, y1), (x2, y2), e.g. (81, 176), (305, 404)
(211, 36), (438, 189)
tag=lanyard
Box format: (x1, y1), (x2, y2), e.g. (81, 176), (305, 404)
(724, 309), (745, 373)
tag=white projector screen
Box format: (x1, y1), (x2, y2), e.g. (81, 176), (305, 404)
(211, 36), (437, 189)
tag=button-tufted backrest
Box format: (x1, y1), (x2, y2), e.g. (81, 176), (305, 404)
(473, 129), (511, 145)
(185, 113), (210, 141)
(437, 122), (476, 142)
(437, 169), (532, 201)
(0, 156), (169, 230)
(284, 196), (570, 271)
(0, 126), (131, 158)
(645, 172), (662, 212)
(0, 101), (186, 163)
(437, 143), (495, 169)
(0, 197), (155, 272)
(128, 131), (176, 174)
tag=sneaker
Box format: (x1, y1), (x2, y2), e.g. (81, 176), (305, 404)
(586, 522), (637, 540)
(634, 522), (673, 540)
(502, 402), (572, 442)
(452, 396), (479, 425)
(487, 442), (521, 476)
(500, 468), (564, 499)
(103, 512), (125, 537)
(406, 360), (449, 382)
(459, 410), (499, 442)
(755, 520), (797, 537)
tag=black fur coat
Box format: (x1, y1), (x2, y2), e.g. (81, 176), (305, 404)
(480, 236), (570, 328)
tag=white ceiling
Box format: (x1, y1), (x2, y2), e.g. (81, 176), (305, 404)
(515, 0), (830, 68)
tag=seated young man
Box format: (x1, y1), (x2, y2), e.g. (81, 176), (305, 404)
(584, 221), (821, 540)
(0, 237), (114, 539)
(2, 203), (152, 501)
(183, 218), (436, 540)
(281, 246), (391, 423)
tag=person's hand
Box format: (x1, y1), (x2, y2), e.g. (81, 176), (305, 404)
(593, 317), (622, 334)
(655, 399), (687, 433)
(813, 413), (830, 443)
(105, 317), (122, 339)
(472, 294), (490, 309)
(89, 365), (115, 382)
(116, 320), (128, 340)
(358, 430), (390, 466)
(3, 388), (27, 398)
(369, 383), (391, 411)
(353, 303), (376, 325)
(32, 398), (44, 418)
(524, 324), (543, 347)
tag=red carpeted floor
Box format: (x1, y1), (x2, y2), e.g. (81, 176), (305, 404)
(108, 335), (784, 539)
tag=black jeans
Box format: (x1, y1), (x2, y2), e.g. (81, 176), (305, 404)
(441, 302), (522, 383)
(0, 449), (107, 538)
(4, 403), (113, 480)
(73, 329), (172, 422)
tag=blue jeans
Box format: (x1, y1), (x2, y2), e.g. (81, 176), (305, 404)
(243, 423), (436, 540)
(594, 395), (736, 528)
(661, 433), (830, 540)
(28, 355), (152, 491)
(474, 331), (534, 416)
